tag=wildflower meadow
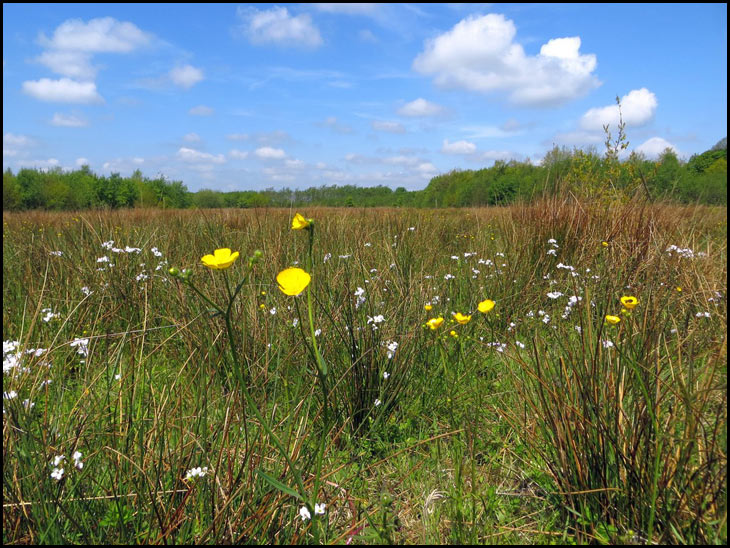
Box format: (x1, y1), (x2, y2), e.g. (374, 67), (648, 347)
(3, 200), (727, 544)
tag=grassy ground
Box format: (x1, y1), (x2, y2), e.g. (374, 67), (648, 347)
(3, 199), (727, 544)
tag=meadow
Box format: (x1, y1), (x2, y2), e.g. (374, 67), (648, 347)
(2, 200), (727, 544)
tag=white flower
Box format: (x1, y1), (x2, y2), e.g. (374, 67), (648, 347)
(299, 505), (312, 521)
(314, 503), (326, 515)
(151, 247), (163, 257)
(383, 372), (390, 379)
(51, 467), (64, 481)
(695, 312), (711, 318)
(184, 466), (209, 480)
(49, 250), (63, 257)
(374, 399), (382, 407)
(546, 249), (557, 256)
(72, 451), (84, 470)
(323, 253), (331, 263)
(546, 291), (563, 299)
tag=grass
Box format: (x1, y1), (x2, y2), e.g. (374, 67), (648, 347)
(3, 199), (727, 544)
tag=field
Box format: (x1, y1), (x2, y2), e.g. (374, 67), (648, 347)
(2, 200), (727, 544)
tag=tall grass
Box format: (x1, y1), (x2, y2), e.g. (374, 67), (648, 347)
(3, 201), (726, 544)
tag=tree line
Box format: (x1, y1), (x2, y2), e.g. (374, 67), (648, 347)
(3, 140), (726, 211)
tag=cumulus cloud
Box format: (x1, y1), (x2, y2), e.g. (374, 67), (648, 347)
(38, 17), (153, 53)
(177, 147), (226, 164)
(238, 6), (323, 48)
(441, 139), (477, 155)
(22, 78), (104, 103)
(255, 146), (287, 159)
(169, 65), (204, 89)
(413, 13), (600, 106)
(635, 137), (679, 158)
(580, 88), (658, 130)
(36, 50), (97, 80)
(397, 98), (445, 117)
(27, 17), (152, 103)
(314, 4), (378, 15)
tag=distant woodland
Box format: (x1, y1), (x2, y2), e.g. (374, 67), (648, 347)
(4, 138), (726, 211)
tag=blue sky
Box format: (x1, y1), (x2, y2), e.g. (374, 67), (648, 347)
(3, 3), (727, 192)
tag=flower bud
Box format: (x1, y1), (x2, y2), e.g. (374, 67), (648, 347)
(168, 267), (180, 277)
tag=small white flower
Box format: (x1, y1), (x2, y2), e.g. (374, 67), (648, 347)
(299, 505), (312, 521)
(184, 466), (209, 480)
(546, 249), (557, 256)
(51, 467), (64, 481)
(383, 372), (390, 379)
(72, 451), (84, 470)
(374, 399), (382, 407)
(49, 250), (63, 257)
(314, 503), (326, 515)
(546, 291), (563, 299)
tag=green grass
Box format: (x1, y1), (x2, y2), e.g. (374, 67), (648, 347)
(3, 201), (727, 544)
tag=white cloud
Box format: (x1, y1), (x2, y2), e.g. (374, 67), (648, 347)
(413, 14), (600, 106)
(50, 112), (88, 127)
(169, 65), (204, 89)
(255, 146), (286, 159)
(38, 17), (153, 53)
(188, 105), (214, 116)
(229, 149), (249, 160)
(314, 4), (378, 15)
(36, 50), (96, 80)
(176, 147), (226, 164)
(372, 120), (406, 133)
(75, 157), (89, 166)
(580, 88), (658, 130)
(22, 78), (104, 103)
(183, 132), (201, 143)
(397, 98), (445, 117)
(239, 6), (323, 48)
(442, 139), (477, 155)
(635, 137), (679, 158)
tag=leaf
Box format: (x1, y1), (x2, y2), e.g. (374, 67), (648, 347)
(256, 469), (302, 501)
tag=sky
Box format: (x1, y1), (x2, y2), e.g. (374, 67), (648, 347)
(3, 3), (727, 192)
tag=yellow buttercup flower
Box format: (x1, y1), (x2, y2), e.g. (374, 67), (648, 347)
(424, 304), (433, 311)
(601, 241), (609, 247)
(276, 267), (311, 296)
(426, 317), (444, 330)
(605, 315), (621, 325)
(291, 213), (311, 230)
(453, 312), (471, 325)
(478, 299), (495, 313)
(620, 296), (638, 309)
(201, 248), (240, 270)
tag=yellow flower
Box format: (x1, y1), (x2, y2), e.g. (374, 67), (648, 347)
(201, 248), (240, 270)
(478, 299), (495, 313)
(449, 330), (458, 338)
(620, 296), (638, 310)
(605, 315), (621, 325)
(276, 267), (311, 296)
(676, 286), (682, 293)
(424, 304), (433, 311)
(426, 317), (444, 330)
(601, 241), (609, 247)
(453, 312), (471, 325)
(291, 213), (311, 230)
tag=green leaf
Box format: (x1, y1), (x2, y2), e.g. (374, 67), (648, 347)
(256, 469), (302, 501)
